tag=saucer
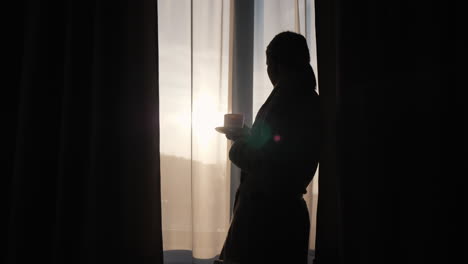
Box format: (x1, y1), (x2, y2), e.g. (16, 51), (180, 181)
(215, 127), (243, 134)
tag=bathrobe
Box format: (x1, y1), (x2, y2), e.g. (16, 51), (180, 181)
(218, 69), (320, 264)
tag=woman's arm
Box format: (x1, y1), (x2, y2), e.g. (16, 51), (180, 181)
(229, 94), (319, 176)
(229, 107), (292, 174)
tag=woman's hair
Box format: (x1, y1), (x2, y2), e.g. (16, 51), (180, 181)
(266, 31), (316, 90)
(266, 31), (310, 69)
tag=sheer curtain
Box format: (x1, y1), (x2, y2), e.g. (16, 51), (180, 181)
(158, 0), (231, 263)
(158, 0), (318, 263)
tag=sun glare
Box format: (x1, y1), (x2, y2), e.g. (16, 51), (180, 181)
(191, 93), (225, 163)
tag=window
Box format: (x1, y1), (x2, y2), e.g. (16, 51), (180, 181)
(158, 1), (319, 263)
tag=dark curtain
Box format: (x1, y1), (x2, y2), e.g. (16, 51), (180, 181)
(5, 0), (163, 263)
(314, 1), (461, 264)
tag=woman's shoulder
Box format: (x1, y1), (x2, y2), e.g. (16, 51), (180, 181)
(274, 83), (318, 109)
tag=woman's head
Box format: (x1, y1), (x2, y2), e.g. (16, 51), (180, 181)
(266, 31), (313, 86)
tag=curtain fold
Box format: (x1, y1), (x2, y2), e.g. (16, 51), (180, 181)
(159, 0), (231, 263)
(7, 1), (163, 263)
(314, 1), (456, 264)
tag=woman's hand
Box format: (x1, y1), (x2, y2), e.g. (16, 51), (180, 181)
(225, 125), (250, 141)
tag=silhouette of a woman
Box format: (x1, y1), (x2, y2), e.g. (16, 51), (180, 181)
(218, 31), (320, 264)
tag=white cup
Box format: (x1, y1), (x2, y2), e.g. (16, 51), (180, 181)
(224, 113), (244, 128)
